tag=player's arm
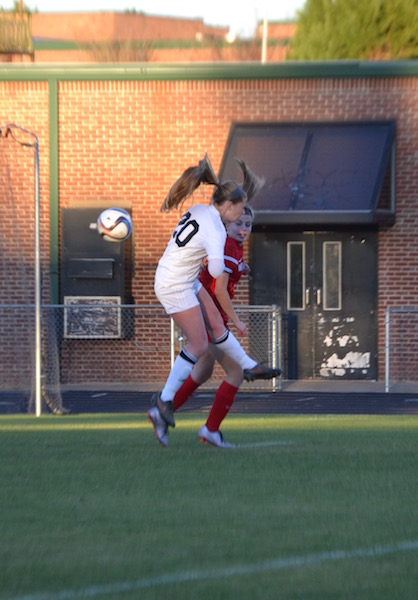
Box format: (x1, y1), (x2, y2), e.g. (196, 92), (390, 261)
(205, 218), (227, 279)
(207, 257), (224, 279)
(214, 271), (248, 337)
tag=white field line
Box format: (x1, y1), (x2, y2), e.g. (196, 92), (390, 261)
(10, 539), (418, 600)
(235, 440), (295, 448)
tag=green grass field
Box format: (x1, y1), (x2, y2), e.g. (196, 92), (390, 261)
(0, 413), (417, 600)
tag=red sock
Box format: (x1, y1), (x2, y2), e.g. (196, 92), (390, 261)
(173, 375), (200, 412)
(206, 381), (238, 432)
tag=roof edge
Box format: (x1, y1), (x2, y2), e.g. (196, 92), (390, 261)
(1, 60), (418, 82)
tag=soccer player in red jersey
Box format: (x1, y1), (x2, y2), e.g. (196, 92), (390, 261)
(173, 205), (281, 448)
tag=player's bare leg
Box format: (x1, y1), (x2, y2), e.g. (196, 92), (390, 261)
(198, 281), (282, 381)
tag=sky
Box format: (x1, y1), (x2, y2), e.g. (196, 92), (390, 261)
(1, 1), (307, 37)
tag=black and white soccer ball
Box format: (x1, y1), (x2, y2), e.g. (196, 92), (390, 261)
(96, 208), (132, 242)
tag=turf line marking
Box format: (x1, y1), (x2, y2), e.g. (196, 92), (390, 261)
(235, 441), (295, 449)
(11, 539), (418, 600)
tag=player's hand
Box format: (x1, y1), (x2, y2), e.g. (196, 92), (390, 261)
(241, 262), (251, 276)
(234, 319), (247, 337)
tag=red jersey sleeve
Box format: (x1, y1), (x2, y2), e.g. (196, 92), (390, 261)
(223, 237), (244, 300)
(199, 236), (245, 327)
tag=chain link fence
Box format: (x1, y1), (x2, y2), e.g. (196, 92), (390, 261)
(385, 308), (418, 392)
(0, 303), (282, 412)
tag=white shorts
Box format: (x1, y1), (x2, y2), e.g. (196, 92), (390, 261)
(155, 276), (202, 315)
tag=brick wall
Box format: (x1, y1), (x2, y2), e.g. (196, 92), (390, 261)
(1, 68), (417, 385)
(0, 82), (50, 387)
(0, 81), (50, 303)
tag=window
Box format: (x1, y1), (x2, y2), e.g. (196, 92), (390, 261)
(287, 242), (305, 310)
(323, 242), (341, 310)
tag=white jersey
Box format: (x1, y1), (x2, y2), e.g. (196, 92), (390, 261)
(156, 204), (226, 291)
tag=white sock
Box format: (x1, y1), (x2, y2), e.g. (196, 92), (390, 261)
(213, 330), (257, 370)
(161, 349), (197, 402)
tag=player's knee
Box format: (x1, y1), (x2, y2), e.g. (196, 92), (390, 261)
(192, 337), (209, 358)
(206, 312), (226, 339)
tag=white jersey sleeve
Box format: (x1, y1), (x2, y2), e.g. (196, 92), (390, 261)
(207, 257), (224, 279)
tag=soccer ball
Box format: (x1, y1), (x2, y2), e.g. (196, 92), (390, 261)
(96, 208), (132, 242)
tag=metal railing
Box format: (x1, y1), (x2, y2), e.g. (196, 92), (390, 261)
(385, 307), (418, 392)
(0, 304), (282, 412)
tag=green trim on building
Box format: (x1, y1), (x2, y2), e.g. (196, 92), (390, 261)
(1, 60), (418, 82)
(34, 39), (80, 51)
(32, 38), (289, 52)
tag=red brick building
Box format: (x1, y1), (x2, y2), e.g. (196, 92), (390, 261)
(3, 11), (290, 63)
(31, 11), (228, 43)
(1, 61), (417, 388)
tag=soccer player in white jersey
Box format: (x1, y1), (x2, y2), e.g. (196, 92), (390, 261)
(149, 155), (278, 447)
(153, 205), (281, 448)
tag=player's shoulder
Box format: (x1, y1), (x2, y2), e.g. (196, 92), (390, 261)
(187, 204), (214, 225)
(188, 203), (205, 213)
(225, 236), (242, 256)
(188, 203), (211, 217)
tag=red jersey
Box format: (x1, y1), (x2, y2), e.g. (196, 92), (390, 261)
(199, 236), (245, 327)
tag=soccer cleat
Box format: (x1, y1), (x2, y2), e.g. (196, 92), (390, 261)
(152, 392), (175, 428)
(147, 406), (168, 448)
(243, 364), (282, 382)
(198, 425), (235, 448)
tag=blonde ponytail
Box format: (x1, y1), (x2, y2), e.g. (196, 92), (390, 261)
(236, 159), (264, 203)
(160, 153), (219, 212)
